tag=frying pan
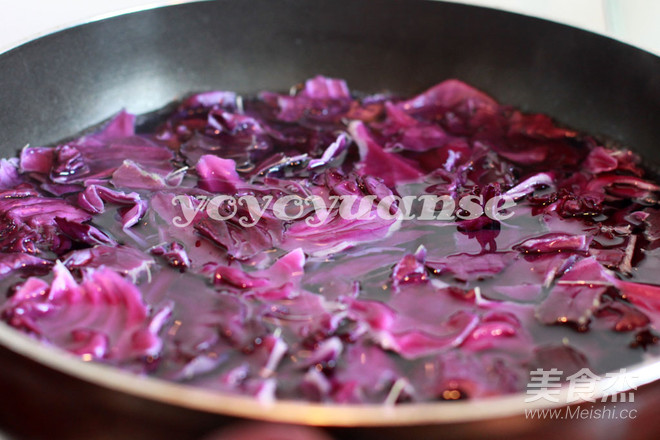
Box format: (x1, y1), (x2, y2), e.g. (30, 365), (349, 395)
(0, 1), (659, 439)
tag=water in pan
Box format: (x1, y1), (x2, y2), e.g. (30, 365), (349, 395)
(1, 76), (659, 404)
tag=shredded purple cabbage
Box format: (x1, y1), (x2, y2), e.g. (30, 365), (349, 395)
(1, 76), (659, 403)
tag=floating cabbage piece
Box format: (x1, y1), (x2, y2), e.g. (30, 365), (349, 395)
(2, 262), (164, 362)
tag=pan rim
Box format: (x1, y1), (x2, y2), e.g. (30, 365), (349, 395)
(2, 0), (658, 59)
(0, 0), (211, 57)
(2, 320), (659, 426)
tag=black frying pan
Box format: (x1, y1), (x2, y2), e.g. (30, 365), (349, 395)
(0, 1), (659, 439)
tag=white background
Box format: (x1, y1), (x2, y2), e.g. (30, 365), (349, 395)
(0, 0), (659, 56)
